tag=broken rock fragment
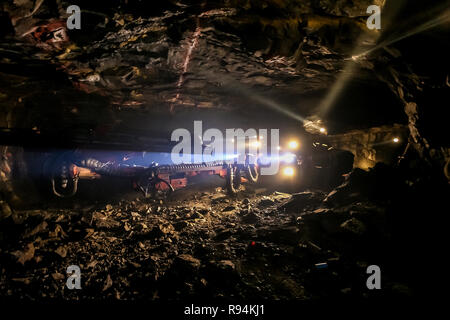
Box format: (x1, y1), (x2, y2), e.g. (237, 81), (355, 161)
(258, 198), (275, 208)
(281, 192), (324, 212)
(149, 224), (176, 238)
(340, 218), (367, 236)
(54, 246), (67, 258)
(92, 212), (121, 229)
(11, 243), (35, 265)
(241, 212), (259, 224)
(173, 254), (201, 275)
(103, 274), (113, 292)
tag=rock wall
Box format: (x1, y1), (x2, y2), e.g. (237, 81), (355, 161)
(327, 124), (408, 170)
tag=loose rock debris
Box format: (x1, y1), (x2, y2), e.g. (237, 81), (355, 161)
(0, 172), (415, 301)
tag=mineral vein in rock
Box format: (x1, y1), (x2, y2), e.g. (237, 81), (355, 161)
(171, 18), (202, 112)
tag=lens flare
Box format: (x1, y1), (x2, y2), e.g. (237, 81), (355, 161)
(281, 153), (296, 164)
(282, 166), (295, 177)
(288, 140), (299, 150)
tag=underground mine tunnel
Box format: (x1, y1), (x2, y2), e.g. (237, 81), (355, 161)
(0, 0), (448, 314)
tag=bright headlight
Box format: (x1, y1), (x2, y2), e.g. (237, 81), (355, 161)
(288, 140), (299, 150)
(282, 166), (295, 177)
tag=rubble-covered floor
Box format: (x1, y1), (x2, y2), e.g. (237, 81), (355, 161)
(2, 164), (443, 304)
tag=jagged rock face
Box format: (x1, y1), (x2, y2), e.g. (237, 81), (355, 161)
(0, 0), (387, 125)
(327, 124), (408, 169)
(0, 1), (448, 171)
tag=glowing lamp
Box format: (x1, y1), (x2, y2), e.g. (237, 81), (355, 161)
(282, 167), (295, 177)
(288, 140), (299, 150)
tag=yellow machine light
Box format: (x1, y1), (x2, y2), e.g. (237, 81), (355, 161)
(282, 166), (295, 177)
(288, 140), (299, 150)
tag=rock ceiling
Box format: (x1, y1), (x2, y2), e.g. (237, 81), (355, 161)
(0, 0), (448, 152)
